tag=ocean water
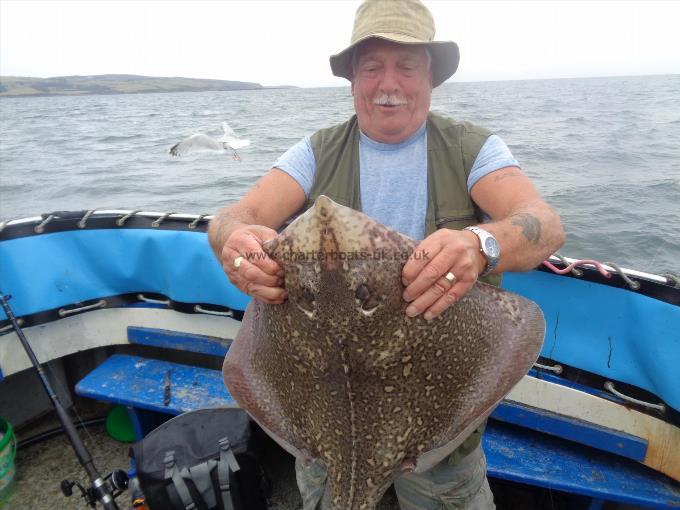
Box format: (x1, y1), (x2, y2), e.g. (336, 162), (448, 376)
(0, 74), (678, 274)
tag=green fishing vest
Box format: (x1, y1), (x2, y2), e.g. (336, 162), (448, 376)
(307, 112), (501, 464)
(308, 111), (501, 288)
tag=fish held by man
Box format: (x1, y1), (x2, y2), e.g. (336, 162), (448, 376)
(223, 195), (545, 509)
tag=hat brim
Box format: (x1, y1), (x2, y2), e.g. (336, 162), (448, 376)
(329, 35), (459, 88)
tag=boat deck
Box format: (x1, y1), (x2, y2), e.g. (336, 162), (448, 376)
(4, 408), (652, 510)
(5, 414), (386, 510)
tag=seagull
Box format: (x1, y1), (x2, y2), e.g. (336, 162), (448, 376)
(169, 122), (251, 161)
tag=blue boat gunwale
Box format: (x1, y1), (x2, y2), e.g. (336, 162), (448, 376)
(0, 209), (213, 240)
(0, 208), (676, 304)
(1, 209), (679, 413)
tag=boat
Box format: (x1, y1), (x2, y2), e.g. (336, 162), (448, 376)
(1, 209), (679, 509)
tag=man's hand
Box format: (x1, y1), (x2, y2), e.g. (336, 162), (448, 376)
(400, 166), (566, 321)
(207, 168), (307, 304)
(221, 225), (287, 304)
(401, 229), (484, 321)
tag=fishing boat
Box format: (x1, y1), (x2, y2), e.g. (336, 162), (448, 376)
(1, 209), (679, 509)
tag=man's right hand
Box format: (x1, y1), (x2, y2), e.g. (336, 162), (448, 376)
(208, 168), (307, 304)
(221, 225), (287, 304)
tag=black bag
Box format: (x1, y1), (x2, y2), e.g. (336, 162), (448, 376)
(130, 408), (269, 510)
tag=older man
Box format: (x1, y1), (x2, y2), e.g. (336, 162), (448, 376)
(209, 0), (564, 508)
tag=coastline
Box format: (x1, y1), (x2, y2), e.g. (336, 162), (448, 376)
(0, 74), (298, 99)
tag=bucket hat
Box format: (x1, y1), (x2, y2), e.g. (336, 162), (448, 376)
(329, 0), (459, 88)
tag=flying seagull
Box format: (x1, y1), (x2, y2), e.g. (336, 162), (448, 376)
(169, 122), (251, 160)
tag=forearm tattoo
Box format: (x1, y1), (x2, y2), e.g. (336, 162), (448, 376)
(511, 212), (542, 244)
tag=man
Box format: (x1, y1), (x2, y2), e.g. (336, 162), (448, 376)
(209, 0), (564, 508)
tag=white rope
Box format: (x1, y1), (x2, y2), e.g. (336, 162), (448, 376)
(34, 214), (56, 234)
(604, 381), (665, 412)
(58, 299), (107, 317)
(533, 362), (563, 374)
(194, 305), (233, 317)
(137, 294), (170, 305)
(77, 209), (97, 229)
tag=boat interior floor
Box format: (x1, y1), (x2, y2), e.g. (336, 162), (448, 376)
(4, 405), (640, 510)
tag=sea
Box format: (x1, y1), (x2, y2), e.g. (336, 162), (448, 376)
(1, 74), (678, 275)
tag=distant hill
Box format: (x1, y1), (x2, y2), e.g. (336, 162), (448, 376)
(0, 74), (282, 97)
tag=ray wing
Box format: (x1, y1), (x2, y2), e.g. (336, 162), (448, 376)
(223, 301), (309, 459)
(411, 284), (545, 472)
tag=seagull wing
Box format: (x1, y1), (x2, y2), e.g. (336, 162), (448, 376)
(219, 122), (251, 150)
(222, 121), (237, 138)
(226, 139), (251, 150)
(169, 134), (224, 156)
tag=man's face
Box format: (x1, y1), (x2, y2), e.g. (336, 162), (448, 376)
(351, 39), (433, 144)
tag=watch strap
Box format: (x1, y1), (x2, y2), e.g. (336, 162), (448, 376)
(463, 226), (499, 277)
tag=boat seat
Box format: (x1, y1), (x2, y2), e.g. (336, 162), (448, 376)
(76, 326), (235, 437)
(75, 328), (680, 509)
(484, 421), (680, 509)
(75, 353), (234, 416)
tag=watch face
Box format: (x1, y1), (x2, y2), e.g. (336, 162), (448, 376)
(484, 237), (500, 258)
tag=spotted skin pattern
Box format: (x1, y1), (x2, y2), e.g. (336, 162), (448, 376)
(223, 196), (545, 509)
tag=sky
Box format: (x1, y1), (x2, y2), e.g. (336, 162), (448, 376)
(1, 0), (679, 88)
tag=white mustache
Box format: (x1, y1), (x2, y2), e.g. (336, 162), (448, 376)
(372, 95), (407, 106)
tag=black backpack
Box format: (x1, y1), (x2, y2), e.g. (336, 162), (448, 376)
(130, 408), (269, 510)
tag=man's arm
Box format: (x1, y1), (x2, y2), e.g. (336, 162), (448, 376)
(208, 168), (306, 304)
(469, 166), (565, 273)
(401, 166), (565, 320)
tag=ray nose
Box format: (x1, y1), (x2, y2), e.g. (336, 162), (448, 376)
(315, 195), (336, 220)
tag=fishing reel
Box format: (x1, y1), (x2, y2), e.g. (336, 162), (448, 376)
(61, 469), (129, 509)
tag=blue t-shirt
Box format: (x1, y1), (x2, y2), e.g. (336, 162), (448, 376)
(273, 122), (519, 240)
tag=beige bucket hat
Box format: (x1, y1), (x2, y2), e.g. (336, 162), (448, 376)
(329, 0), (459, 88)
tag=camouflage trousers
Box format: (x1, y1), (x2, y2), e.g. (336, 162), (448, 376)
(295, 443), (495, 510)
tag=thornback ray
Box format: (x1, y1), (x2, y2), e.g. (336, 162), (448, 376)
(223, 195), (545, 509)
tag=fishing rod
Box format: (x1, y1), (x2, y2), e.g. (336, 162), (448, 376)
(0, 291), (128, 509)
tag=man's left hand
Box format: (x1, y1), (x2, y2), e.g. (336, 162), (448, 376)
(401, 229), (484, 320)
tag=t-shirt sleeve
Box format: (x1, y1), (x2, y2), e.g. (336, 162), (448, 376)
(272, 136), (316, 197)
(467, 134), (520, 192)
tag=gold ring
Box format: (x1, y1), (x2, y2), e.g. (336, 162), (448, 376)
(445, 272), (456, 284)
(234, 256), (244, 269)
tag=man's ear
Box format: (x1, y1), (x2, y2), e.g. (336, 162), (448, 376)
(351, 80), (355, 96)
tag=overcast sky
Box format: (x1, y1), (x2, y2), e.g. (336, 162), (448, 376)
(1, 1), (679, 87)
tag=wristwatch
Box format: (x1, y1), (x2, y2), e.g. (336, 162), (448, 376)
(463, 226), (500, 277)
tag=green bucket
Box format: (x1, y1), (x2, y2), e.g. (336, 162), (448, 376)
(105, 405), (136, 443)
(0, 417), (17, 502)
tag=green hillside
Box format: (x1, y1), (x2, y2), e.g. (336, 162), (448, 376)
(0, 74), (267, 97)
